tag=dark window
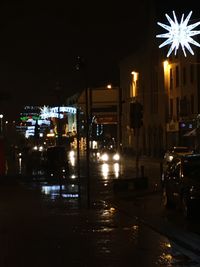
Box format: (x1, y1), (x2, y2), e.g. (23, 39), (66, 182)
(180, 96), (188, 116)
(170, 98), (173, 119)
(190, 64), (194, 83)
(191, 94), (194, 114)
(176, 66), (179, 87)
(150, 70), (158, 114)
(170, 68), (173, 90)
(176, 97), (180, 119)
(183, 67), (186, 85)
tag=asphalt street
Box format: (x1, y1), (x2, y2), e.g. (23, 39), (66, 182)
(0, 155), (200, 266)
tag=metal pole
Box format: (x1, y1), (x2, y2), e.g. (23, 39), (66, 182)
(0, 114), (3, 135)
(135, 127), (140, 178)
(117, 87), (122, 152)
(85, 87), (90, 208)
(75, 56), (90, 208)
(55, 83), (62, 146)
(76, 108), (81, 207)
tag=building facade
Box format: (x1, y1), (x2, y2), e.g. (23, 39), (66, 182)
(119, 40), (200, 156)
(66, 85), (121, 150)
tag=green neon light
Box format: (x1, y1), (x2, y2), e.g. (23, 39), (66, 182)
(20, 115), (41, 121)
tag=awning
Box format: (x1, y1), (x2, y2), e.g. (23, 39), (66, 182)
(183, 128), (196, 137)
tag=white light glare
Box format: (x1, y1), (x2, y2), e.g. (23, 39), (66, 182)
(113, 153), (120, 161)
(156, 11), (200, 57)
(101, 153), (109, 161)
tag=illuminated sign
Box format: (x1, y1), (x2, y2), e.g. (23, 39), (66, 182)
(156, 11), (200, 57)
(20, 115), (40, 121)
(40, 106), (76, 119)
(20, 117), (50, 126)
(96, 114), (117, 124)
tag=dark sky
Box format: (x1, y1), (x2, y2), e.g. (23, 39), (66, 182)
(0, 0), (199, 120)
(0, 0), (151, 120)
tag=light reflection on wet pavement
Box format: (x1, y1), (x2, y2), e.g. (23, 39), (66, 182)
(0, 183), (199, 266)
(30, 184), (198, 266)
(2, 152), (199, 266)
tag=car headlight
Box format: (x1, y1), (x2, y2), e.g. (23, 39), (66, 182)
(101, 153), (109, 161)
(39, 146), (44, 151)
(113, 153), (120, 161)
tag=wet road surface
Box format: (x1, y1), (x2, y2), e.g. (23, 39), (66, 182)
(0, 181), (200, 267)
(2, 152), (200, 266)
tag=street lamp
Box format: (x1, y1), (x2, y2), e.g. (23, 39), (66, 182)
(0, 114), (3, 135)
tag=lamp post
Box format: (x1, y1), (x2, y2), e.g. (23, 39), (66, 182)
(0, 114), (3, 135)
(54, 82), (63, 146)
(117, 86), (122, 153)
(75, 56), (91, 208)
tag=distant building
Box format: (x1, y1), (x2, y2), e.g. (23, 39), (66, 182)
(16, 105), (77, 148)
(66, 85), (121, 150)
(17, 106), (50, 139)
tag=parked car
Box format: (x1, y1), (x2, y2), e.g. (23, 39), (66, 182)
(163, 146), (194, 163)
(162, 153), (200, 218)
(161, 146), (194, 185)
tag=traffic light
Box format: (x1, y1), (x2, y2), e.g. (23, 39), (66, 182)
(130, 101), (143, 129)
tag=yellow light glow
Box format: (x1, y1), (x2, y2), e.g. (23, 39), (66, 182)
(163, 60), (170, 89)
(107, 84), (112, 89)
(47, 133), (55, 137)
(131, 71), (139, 97)
(163, 60), (169, 69)
(109, 207), (116, 213)
(165, 242), (171, 248)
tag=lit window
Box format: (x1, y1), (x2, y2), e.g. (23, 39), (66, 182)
(130, 71), (139, 97)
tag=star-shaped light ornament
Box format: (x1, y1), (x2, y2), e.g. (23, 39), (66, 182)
(156, 11), (200, 57)
(40, 105), (50, 119)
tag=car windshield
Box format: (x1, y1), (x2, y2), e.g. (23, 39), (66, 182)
(101, 148), (117, 154)
(183, 158), (200, 179)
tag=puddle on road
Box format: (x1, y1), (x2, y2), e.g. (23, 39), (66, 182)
(37, 183), (80, 212)
(41, 184), (79, 200)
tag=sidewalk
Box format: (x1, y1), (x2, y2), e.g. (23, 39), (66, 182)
(114, 154), (163, 197)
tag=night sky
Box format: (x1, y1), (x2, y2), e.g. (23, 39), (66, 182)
(0, 0), (199, 120)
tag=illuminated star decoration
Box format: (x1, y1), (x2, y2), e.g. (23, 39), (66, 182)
(40, 105), (50, 119)
(156, 11), (200, 57)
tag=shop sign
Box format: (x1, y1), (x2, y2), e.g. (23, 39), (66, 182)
(166, 121), (179, 132)
(96, 115), (117, 124)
